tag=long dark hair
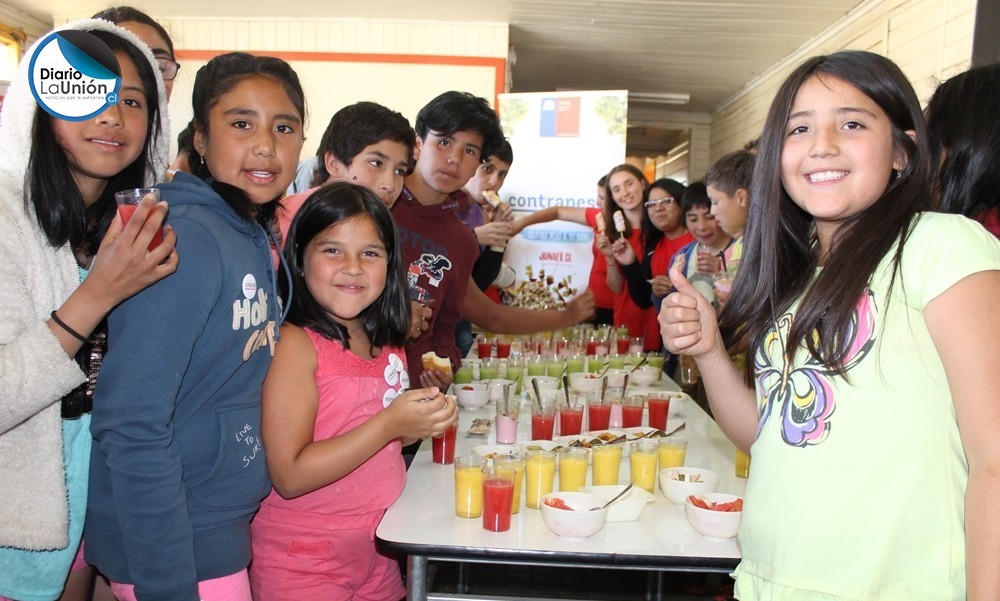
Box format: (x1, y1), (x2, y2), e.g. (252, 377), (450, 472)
(602, 163), (648, 237)
(190, 52), (306, 226)
(27, 29), (162, 255)
(281, 182), (410, 350)
(720, 50), (932, 383)
(926, 62), (1000, 219)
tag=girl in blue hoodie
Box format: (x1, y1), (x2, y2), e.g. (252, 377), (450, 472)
(87, 53), (305, 601)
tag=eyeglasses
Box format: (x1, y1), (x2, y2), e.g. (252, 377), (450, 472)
(155, 56), (180, 81)
(644, 197), (676, 208)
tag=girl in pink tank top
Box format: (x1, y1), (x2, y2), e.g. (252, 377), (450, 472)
(250, 183), (458, 601)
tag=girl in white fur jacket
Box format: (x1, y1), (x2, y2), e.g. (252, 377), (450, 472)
(0, 20), (175, 601)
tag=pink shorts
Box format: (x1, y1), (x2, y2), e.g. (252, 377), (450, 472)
(109, 570), (251, 601)
(249, 505), (404, 601)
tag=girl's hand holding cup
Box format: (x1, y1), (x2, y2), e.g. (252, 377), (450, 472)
(696, 251), (723, 275)
(659, 268), (722, 359)
(85, 190), (178, 311)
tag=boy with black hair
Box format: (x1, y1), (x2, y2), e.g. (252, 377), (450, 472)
(392, 91), (505, 388)
(277, 101), (415, 239)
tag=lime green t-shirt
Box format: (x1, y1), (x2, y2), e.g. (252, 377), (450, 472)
(734, 213), (1000, 600)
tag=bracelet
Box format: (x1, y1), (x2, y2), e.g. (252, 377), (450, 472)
(51, 311), (88, 344)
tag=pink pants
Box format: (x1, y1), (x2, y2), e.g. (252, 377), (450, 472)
(109, 571), (250, 601)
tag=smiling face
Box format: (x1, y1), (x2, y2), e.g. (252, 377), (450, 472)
(645, 186), (683, 233)
(608, 170), (646, 212)
(194, 76), (304, 205)
(52, 50), (148, 205)
(303, 214), (388, 334)
(685, 205), (727, 247)
(325, 139), (410, 207)
(411, 129), (484, 201)
(781, 74), (907, 243)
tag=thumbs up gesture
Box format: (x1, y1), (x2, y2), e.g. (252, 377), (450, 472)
(658, 267), (721, 358)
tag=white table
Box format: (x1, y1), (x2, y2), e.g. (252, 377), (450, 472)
(376, 378), (745, 600)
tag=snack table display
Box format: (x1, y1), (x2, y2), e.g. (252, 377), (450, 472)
(376, 377), (745, 601)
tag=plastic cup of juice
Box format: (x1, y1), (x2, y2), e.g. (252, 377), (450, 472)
(479, 358), (500, 382)
(524, 449), (556, 509)
(622, 395), (645, 428)
(477, 336), (495, 359)
(531, 399), (556, 441)
(646, 353), (665, 380)
(454, 363), (474, 385)
(496, 338), (512, 359)
(493, 455), (524, 514)
(526, 357), (547, 377)
(587, 354), (608, 374)
(454, 456), (487, 518)
(646, 393), (671, 431)
(546, 358), (566, 378)
(588, 397), (611, 432)
(482, 466), (516, 531)
(566, 353), (586, 375)
(558, 447), (589, 492)
(506, 357), (525, 394)
(658, 436), (687, 470)
(115, 188), (163, 250)
(432, 422), (458, 464)
(558, 402), (584, 436)
(607, 354), (626, 370)
(591, 444), (623, 486)
(630, 440), (658, 493)
(735, 448), (751, 478)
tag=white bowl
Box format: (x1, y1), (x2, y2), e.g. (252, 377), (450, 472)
(485, 378), (515, 403)
(454, 383), (489, 408)
(684, 492), (743, 539)
(568, 372), (603, 393)
(659, 467), (720, 504)
(579, 484), (654, 522)
(472, 444), (519, 460)
(604, 368), (628, 388)
(540, 491), (607, 538)
(527, 375), (560, 390)
(629, 366), (660, 386)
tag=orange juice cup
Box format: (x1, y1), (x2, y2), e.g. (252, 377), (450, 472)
(558, 447), (589, 492)
(630, 440), (658, 493)
(493, 455), (525, 514)
(524, 449), (556, 509)
(591, 444), (623, 486)
(735, 448), (751, 478)
(454, 456), (487, 518)
(658, 437), (687, 470)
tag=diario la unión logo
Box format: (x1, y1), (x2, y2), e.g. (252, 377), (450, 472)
(28, 30), (121, 121)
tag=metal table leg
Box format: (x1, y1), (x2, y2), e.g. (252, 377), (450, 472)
(408, 554), (428, 601)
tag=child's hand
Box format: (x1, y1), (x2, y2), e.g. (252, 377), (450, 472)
(387, 387), (458, 440)
(659, 268), (721, 358)
(419, 368), (454, 391)
(408, 301), (431, 340)
(595, 233), (614, 257)
(650, 275), (671, 297)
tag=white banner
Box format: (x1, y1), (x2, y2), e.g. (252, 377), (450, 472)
(498, 90), (627, 304)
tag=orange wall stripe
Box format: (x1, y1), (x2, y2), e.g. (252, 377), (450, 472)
(174, 50), (506, 111)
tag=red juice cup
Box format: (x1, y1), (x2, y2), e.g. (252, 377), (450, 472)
(432, 422), (458, 464)
(531, 399), (556, 441)
(588, 400), (611, 431)
(558, 405), (584, 436)
(647, 394), (671, 431)
(616, 337), (630, 355)
(115, 188), (163, 250)
(496, 339), (511, 359)
(482, 466), (516, 532)
(622, 395), (645, 428)
(477, 337), (495, 359)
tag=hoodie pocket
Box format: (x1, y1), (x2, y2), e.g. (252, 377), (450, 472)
(186, 404), (271, 511)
